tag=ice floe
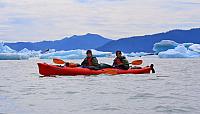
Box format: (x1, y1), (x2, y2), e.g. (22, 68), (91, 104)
(158, 44), (200, 58)
(189, 44), (200, 53)
(126, 52), (152, 57)
(153, 40), (179, 54)
(0, 42), (16, 53)
(0, 53), (29, 60)
(39, 49), (112, 59)
(0, 43), (29, 60)
(19, 48), (41, 57)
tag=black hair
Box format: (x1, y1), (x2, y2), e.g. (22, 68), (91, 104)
(86, 50), (92, 54)
(116, 50), (122, 55)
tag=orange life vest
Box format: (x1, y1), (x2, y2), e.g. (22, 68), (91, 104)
(114, 58), (123, 65)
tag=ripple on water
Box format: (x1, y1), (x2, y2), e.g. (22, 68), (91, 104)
(128, 93), (155, 100)
(93, 107), (120, 111)
(96, 92), (109, 95)
(64, 91), (80, 95)
(44, 97), (64, 100)
(155, 95), (181, 100)
(153, 105), (191, 113)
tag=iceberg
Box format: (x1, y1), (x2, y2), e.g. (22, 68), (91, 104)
(158, 44), (200, 58)
(0, 42), (16, 53)
(0, 42), (29, 60)
(153, 40), (179, 54)
(126, 52), (152, 57)
(183, 43), (194, 49)
(90, 49), (112, 57)
(18, 48), (31, 53)
(0, 53), (29, 60)
(40, 49), (112, 59)
(19, 48), (41, 57)
(189, 44), (200, 53)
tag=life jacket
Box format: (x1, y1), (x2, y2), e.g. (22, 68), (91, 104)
(87, 57), (93, 66)
(114, 57), (123, 65)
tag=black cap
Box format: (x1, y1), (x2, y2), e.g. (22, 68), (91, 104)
(86, 50), (92, 54)
(116, 50), (122, 55)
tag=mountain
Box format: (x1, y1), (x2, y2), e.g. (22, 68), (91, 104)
(5, 33), (112, 51)
(5, 28), (200, 53)
(96, 28), (200, 53)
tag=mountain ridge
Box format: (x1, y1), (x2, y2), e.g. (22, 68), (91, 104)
(96, 28), (200, 53)
(5, 28), (200, 52)
(5, 33), (112, 51)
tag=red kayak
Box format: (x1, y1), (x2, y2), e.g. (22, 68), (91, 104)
(37, 63), (155, 76)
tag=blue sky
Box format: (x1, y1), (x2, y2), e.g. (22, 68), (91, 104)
(0, 0), (200, 42)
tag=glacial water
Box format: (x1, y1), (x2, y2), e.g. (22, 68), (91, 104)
(0, 57), (200, 114)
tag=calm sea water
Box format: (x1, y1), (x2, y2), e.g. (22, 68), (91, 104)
(0, 57), (200, 114)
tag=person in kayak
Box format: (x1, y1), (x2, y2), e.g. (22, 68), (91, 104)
(113, 50), (129, 70)
(81, 50), (100, 70)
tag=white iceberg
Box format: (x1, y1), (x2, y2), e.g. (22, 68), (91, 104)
(40, 49), (112, 59)
(158, 44), (200, 58)
(0, 53), (29, 60)
(19, 48), (41, 57)
(0, 42), (16, 53)
(183, 43), (194, 49)
(153, 40), (179, 54)
(0, 42), (30, 60)
(40, 50), (85, 59)
(126, 52), (152, 57)
(189, 44), (200, 53)
(18, 48), (31, 53)
(90, 49), (112, 57)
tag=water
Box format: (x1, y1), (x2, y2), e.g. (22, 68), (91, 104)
(0, 57), (200, 114)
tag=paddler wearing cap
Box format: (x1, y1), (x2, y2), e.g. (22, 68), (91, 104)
(81, 50), (99, 69)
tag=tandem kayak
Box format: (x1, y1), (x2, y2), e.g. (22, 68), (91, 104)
(37, 63), (155, 76)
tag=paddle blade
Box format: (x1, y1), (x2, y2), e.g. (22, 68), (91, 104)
(53, 58), (65, 64)
(131, 60), (143, 65)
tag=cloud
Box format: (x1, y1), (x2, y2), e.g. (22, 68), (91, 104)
(0, 0), (200, 42)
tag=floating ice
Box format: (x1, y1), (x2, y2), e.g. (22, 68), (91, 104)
(126, 52), (152, 57)
(0, 53), (29, 60)
(0, 42), (16, 53)
(19, 48), (41, 57)
(153, 40), (179, 54)
(18, 48), (31, 53)
(40, 49), (112, 59)
(0, 43), (30, 60)
(90, 49), (112, 57)
(189, 44), (200, 53)
(158, 44), (200, 58)
(183, 43), (194, 49)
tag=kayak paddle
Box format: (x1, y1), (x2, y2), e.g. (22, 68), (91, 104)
(54, 58), (143, 65)
(53, 58), (65, 64)
(130, 60), (143, 65)
(53, 58), (79, 67)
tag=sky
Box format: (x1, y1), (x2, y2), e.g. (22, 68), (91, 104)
(0, 0), (200, 42)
